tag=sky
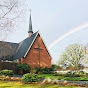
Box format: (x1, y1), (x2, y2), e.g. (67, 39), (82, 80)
(4, 0), (88, 64)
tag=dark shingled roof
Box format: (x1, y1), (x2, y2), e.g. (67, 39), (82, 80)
(0, 41), (19, 60)
(0, 31), (40, 60)
(0, 31), (52, 61)
(13, 31), (38, 60)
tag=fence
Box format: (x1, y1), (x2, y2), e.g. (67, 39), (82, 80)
(0, 61), (17, 73)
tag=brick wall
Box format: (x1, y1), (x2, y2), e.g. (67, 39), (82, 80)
(21, 34), (52, 68)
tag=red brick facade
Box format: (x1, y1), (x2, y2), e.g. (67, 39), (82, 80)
(17, 34), (52, 68)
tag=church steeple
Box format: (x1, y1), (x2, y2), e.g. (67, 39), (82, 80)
(28, 10), (33, 38)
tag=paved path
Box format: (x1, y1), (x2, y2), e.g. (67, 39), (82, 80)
(13, 74), (23, 78)
(57, 80), (88, 84)
(13, 74), (88, 84)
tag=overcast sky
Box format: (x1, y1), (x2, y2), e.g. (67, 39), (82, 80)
(6, 0), (88, 64)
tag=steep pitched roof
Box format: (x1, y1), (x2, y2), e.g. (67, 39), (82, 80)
(24, 31), (52, 59)
(0, 41), (19, 60)
(13, 31), (38, 60)
(13, 31), (52, 60)
(0, 31), (52, 60)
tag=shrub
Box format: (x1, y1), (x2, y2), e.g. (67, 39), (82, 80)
(43, 67), (50, 72)
(42, 67), (53, 74)
(51, 64), (57, 71)
(35, 67), (43, 74)
(32, 66), (55, 74)
(16, 64), (22, 70)
(22, 63), (31, 72)
(16, 63), (31, 74)
(35, 66), (54, 74)
(22, 73), (39, 82)
(0, 69), (13, 76)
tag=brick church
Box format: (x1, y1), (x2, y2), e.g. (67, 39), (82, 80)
(0, 14), (52, 68)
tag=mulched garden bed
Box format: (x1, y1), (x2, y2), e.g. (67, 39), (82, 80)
(0, 75), (21, 81)
(21, 81), (88, 87)
(0, 75), (88, 87)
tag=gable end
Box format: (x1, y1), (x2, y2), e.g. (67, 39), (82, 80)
(24, 31), (52, 59)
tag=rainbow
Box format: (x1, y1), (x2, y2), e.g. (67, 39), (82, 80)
(48, 23), (88, 49)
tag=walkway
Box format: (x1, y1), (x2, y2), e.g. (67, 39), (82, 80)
(57, 80), (88, 84)
(13, 74), (23, 78)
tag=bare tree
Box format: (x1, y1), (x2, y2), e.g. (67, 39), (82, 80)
(0, 0), (17, 30)
(0, 0), (28, 40)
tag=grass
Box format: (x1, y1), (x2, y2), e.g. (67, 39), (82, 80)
(37, 74), (88, 81)
(0, 81), (87, 88)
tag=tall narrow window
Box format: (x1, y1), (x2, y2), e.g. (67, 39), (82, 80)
(19, 59), (21, 64)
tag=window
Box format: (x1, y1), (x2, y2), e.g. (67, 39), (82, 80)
(19, 59), (21, 64)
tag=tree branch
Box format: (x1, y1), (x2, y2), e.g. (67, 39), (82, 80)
(0, 2), (17, 20)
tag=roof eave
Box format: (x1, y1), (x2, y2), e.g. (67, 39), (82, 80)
(24, 31), (39, 58)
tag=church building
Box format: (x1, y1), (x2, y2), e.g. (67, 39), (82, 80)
(0, 14), (52, 68)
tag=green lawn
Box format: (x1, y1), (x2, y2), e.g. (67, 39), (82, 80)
(37, 74), (88, 81)
(0, 81), (87, 88)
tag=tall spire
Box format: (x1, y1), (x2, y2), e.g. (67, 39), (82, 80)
(28, 9), (33, 37)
